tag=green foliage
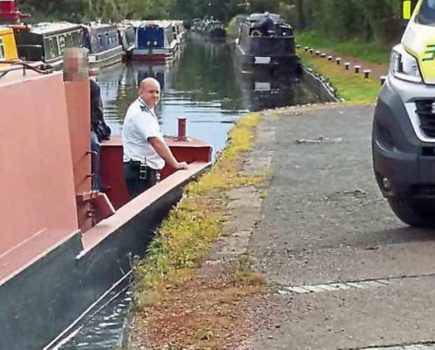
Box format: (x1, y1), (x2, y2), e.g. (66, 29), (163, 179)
(280, 0), (404, 46)
(18, 0), (405, 45)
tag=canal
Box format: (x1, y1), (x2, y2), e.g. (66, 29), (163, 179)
(56, 35), (334, 349)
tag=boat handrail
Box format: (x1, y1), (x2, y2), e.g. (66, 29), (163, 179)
(0, 60), (53, 79)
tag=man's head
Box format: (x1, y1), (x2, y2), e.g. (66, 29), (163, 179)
(139, 77), (161, 108)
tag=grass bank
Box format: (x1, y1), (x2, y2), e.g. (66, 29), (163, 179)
(296, 31), (391, 64)
(132, 112), (266, 304)
(300, 49), (381, 103)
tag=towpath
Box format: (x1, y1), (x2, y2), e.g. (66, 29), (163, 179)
(129, 102), (435, 349)
(234, 103), (435, 349)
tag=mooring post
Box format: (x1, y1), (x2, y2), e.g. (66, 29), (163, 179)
(336, 57), (341, 65)
(178, 117), (187, 141)
(354, 65), (361, 73)
(364, 69), (371, 79)
(345, 62), (350, 70)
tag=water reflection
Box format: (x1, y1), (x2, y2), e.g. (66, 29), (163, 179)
(96, 38), (246, 158)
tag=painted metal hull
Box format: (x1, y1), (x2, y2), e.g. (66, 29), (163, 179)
(0, 60), (212, 349)
(88, 45), (124, 74)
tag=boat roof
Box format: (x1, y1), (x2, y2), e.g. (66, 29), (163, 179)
(28, 22), (82, 35)
(0, 26), (14, 35)
(246, 13), (281, 23)
(82, 22), (117, 31)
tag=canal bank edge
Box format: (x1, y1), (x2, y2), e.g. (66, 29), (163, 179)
(297, 46), (386, 103)
(125, 112), (269, 348)
(122, 103), (349, 349)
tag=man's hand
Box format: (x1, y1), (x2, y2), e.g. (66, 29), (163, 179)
(175, 161), (188, 170)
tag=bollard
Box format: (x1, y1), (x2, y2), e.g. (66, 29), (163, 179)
(354, 65), (361, 73)
(296, 44), (300, 49)
(327, 56), (333, 61)
(320, 53), (326, 58)
(304, 46), (309, 52)
(178, 117), (187, 141)
(364, 69), (371, 79)
(315, 50), (320, 56)
(336, 57), (341, 65)
(309, 48), (314, 54)
(380, 75), (387, 85)
(345, 62), (350, 70)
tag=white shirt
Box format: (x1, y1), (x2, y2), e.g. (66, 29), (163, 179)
(122, 98), (165, 170)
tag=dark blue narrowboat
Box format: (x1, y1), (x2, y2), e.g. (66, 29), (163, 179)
(131, 21), (178, 62)
(82, 23), (123, 73)
(13, 22), (82, 69)
(235, 13), (302, 75)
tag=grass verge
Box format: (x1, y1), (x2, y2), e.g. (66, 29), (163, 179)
(299, 49), (381, 103)
(133, 112), (266, 307)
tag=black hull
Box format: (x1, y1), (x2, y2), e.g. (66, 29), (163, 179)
(235, 44), (302, 75)
(0, 182), (186, 350)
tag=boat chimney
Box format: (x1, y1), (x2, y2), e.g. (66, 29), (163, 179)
(0, 0), (23, 24)
(178, 117), (187, 141)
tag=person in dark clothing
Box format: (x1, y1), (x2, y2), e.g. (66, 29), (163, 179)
(90, 79), (110, 191)
(259, 11), (275, 36)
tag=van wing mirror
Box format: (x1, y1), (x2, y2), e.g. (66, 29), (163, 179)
(402, 0), (418, 20)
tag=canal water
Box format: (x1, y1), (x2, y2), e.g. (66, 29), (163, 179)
(56, 35), (333, 349)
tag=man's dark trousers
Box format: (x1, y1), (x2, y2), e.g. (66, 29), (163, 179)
(123, 162), (158, 199)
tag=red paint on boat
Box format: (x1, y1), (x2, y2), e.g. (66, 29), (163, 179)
(0, 0), (23, 22)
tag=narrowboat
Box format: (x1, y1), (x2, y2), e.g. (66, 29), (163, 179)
(204, 19), (226, 39)
(172, 20), (186, 45)
(13, 22), (83, 69)
(117, 22), (136, 59)
(0, 26), (18, 60)
(132, 20), (178, 62)
(0, 48), (212, 350)
(82, 23), (123, 73)
(235, 12), (302, 74)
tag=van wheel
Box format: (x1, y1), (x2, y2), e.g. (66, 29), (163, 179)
(388, 197), (435, 228)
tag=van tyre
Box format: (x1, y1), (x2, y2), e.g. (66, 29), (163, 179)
(388, 197), (435, 228)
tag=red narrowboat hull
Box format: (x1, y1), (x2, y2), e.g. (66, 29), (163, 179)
(0, 58), (212, 349)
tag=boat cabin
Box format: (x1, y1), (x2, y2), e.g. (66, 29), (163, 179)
(235, 12), (301, 73)
(13, 22), (82, 68)
(81, 23), (123, 73)
(118, 23), (136, 58)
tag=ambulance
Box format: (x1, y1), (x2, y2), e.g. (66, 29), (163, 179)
(373, 0), (435, 226)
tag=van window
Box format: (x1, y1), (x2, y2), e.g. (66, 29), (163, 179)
(417, 0), (435, 25)
(0, 38), (5, 59)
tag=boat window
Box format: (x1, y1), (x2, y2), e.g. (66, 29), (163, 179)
(416, 0), (435, 25)
(0, 38), (4, 59)
(48, 37), (60, 58)
(58, 35), (66, 53)
(98, 34), (103, 46)
(66, 33), (73, 47)
(71, 31), (81, 46)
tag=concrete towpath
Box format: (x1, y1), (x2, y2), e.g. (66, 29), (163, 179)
(222, 103), (435, 350)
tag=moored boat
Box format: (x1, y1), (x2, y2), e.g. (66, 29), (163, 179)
(0, 48), (212, 350)
(117, 22), (136, 60)
(204, 19), (226, 39)
(82, 22), (123, 73)
(131, 20), (178, 62)
(13, 21), (82, 69)
(235, 12), (302, 75)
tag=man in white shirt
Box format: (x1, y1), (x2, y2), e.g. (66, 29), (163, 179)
(122, 77), (188, 198)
